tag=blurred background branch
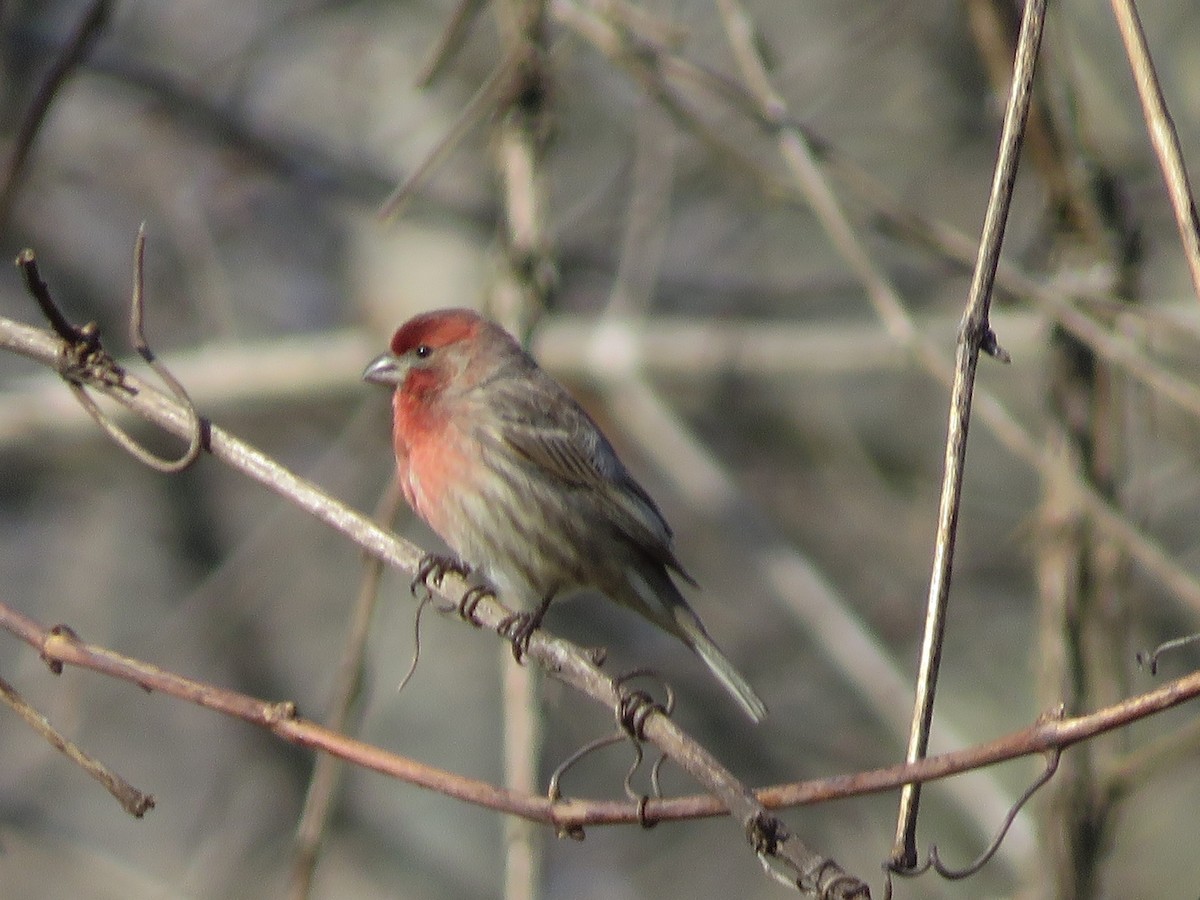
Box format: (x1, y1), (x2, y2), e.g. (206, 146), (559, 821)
(4, 0), (1200, 897)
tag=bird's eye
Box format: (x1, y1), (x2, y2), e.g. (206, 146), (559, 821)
(414, 344), (432, 359)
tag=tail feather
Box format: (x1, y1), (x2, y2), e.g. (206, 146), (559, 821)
(622, 565), (767, 722)
(673, 608), (768, 723)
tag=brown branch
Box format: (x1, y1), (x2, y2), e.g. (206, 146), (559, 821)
(0, 670), (154, 817)
(0, 599), (537, 816)
(0, 313), (866, 897)
(288, 477), (405, 900)
(4, 595), (1199, 833)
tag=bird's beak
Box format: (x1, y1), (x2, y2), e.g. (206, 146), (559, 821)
(362, 352), (404, 387)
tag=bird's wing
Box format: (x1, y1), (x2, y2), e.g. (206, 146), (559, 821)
(483, 375), (696, 583)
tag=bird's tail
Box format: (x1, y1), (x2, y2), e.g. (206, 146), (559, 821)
(672, 605), (768, 723)
(621, 565), (768, 722)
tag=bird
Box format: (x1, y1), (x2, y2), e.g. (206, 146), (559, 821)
(362, 308), (767, 722)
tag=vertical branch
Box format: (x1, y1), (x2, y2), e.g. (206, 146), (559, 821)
(890, 0), (1044, 870)
(1034, 149), (1139, 899)
(490, 2), (553, 899)
(491, 0), (556, 340)
(288, 478), (405, 900)
(1033, 3), (1148, 891)
(1036, 340), (1129, 899)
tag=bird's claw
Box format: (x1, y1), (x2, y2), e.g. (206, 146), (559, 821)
(497, 596), (553, 661)
(411, 554), (472, 600)
(497, 610), (541, 662)
(457, 584), (493, 628)
(498, 612), (533, 661)
(412, 555), (495, 627)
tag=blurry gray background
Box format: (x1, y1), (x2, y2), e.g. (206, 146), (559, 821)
(2, 0), (1200, 897)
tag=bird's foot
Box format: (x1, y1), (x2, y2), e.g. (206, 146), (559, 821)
(456, 584), (493, 628)
(497, 611), (539, 661)
(497, 598), (551, 662)
(411, 554), (471, 600)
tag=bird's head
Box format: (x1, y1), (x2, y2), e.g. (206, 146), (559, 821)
(363, 308), (521, 402)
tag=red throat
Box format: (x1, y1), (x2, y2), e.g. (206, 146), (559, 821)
(391, 382), (465, 539)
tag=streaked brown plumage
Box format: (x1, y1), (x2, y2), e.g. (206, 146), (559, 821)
(363, 308), (766, 721)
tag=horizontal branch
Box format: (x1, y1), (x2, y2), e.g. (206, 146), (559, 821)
(0, 599), (542, 817)
(3, 595), (1197, 831)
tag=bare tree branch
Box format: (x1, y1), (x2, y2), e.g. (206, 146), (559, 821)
(4, 595), (1199, 835)
(0, 312), (867, 898)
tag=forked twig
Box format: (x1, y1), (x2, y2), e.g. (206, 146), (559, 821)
(15, 233), (203, 473)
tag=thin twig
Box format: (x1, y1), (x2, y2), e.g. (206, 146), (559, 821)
(288, 477), (405, 900)
(890, 0), (1045, 867)
(552, 0), (797, 207)
(377, 53), (522, 223)
(0, 0), (112, 229)
(1109, 0), (1200, 302)
(0, 671), (154, 817)
(416, 0), (490, 87)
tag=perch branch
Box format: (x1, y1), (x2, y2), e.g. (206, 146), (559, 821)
(0, 313), (867, 898)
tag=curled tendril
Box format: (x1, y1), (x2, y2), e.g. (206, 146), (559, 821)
(613, 668), (674, 740)
(396, 591), (436, 696)
(18, 229), (203, 474)
(545, 730), (621, 841)
(883, 746), (1061, 893)
(545, 670), (678, 839)
(754, 819), (870, 898)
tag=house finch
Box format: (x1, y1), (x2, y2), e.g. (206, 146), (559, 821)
(363, 308), (767, 722)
